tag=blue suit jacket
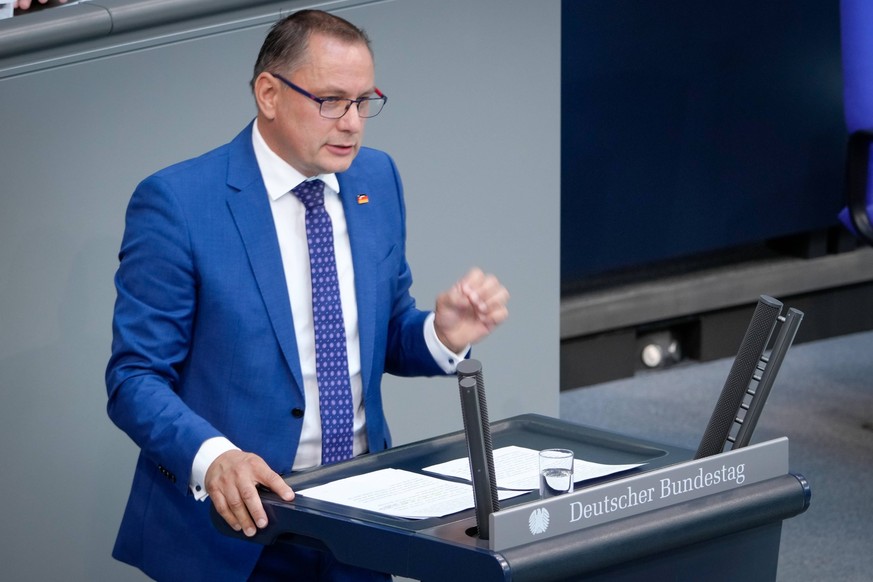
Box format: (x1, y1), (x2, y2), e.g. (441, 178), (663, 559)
(106, 123), (445, 581)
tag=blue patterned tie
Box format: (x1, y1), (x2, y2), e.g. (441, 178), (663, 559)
(293, 179), (354, 465)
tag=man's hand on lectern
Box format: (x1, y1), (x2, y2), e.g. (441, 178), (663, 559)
(206, 449), (295, 537)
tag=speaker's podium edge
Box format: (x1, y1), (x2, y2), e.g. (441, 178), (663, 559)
(210, 414), (810, 581)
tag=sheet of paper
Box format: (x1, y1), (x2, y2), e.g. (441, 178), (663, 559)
(296, 467), (525, 519)
(423, 445), (645, 490)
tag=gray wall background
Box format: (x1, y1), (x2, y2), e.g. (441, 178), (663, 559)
(0, 0), (560, 579)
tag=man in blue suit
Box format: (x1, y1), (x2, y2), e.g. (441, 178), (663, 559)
(106, 9), (509, 581)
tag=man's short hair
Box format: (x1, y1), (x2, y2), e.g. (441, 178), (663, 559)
(251, 9), (372, 91)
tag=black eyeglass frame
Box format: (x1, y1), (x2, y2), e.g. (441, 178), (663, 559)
(270, 72), (387, 119)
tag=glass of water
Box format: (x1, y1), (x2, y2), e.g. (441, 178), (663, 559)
(539, 448), (575, 498)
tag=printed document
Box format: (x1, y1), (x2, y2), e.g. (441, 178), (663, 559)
(296, 446), (642, 519)
(296, 467), (524, 519)
(423, 445), (645, 490)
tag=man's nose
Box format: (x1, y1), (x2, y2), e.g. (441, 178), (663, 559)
(337, 103), (364, 131)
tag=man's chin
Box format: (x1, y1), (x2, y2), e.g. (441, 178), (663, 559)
(320, 155), (357, 175)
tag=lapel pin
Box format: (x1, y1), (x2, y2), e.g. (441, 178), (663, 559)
(356, 193), (369, 205)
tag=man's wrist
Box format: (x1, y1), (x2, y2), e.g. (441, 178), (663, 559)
(425, 312), (470, 373)
(435, 327), (465, 355)
(190, 436), (239, 500)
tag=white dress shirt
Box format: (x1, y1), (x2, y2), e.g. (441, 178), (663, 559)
(189, 121), (465, 499)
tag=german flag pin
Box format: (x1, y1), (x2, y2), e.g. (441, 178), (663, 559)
(356, 193), (369, 205)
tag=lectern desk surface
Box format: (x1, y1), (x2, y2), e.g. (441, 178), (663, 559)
(211, 414), (809, 581)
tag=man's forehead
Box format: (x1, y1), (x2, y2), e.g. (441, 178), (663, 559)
(291, 36), (374, 87)
(303, 32), (372, 59)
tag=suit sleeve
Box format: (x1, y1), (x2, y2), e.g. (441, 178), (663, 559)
(105, 175), (222, 496)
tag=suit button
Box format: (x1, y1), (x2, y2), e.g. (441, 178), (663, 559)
(157, 465), (176, 483)
(291, 408), (304, 418)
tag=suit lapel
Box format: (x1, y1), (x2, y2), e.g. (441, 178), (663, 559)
(225, 124), (305, 395)
(338, 172), (378, 395)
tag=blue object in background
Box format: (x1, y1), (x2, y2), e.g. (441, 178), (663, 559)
(561, 0), (846, 284)
(838, 0), (873, 243)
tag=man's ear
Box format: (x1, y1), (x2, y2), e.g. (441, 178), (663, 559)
(254, 72), (280, 120)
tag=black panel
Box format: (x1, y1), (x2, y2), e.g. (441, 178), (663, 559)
(562, 282), (873, 389)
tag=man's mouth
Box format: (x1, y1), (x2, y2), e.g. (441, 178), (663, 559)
(326, 143), (355, 155)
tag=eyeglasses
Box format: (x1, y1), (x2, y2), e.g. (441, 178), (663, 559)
(271, 72), (387, 119)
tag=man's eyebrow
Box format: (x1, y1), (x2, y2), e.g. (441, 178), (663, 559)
(316, 85), (378, 98)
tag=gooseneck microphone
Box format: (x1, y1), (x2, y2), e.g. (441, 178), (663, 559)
(457, 359), (499, 539)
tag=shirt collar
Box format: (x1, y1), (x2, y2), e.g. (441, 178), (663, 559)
(252, 119), (341, 201)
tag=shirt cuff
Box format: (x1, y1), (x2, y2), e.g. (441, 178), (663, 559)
(190, 436), (239, 501)
(424, 312), (470, 374)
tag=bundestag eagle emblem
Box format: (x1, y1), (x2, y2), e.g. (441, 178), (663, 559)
(528, 507), (550, 535)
